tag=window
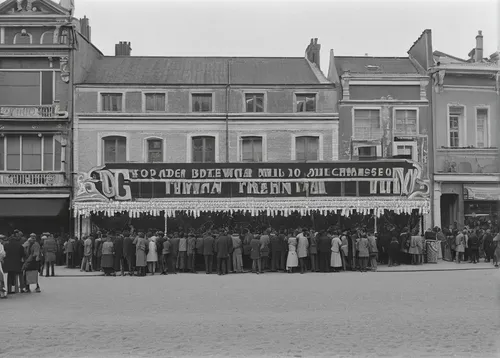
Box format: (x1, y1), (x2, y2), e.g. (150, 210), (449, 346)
(41, 71), (53, 105)
(103, 136), (127, 163)
(192, 94), (212, 112)
(145, 93), (166, 112)
(295, 136), (319, 162)
(0, 135), (62, 171)
(101, 93), (123, 112)
(354, 109), (381, 140)
(393, 142), (417, 161)
(0, 70), (54, 106)
(449, 106), (463, 147)
(394, 109), (417, 135)
(40, 32), (54, 45)
(192, 136), (215, 163)
(296, 94), (316, 112)
(147, 139), (163, 163)
(241, 136), (263, 162)
(358, 146), (377, 160)
(59, 30), (69, 45)
(476, 108), (488, 148)
(13, 31), (32, 45)
(245, 94), (264, 112)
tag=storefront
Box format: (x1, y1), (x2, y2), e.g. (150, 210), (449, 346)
(73, 160), (430, 236)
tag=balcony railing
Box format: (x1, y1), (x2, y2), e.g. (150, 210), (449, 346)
(0, 172), (66, 187)
(353, 127), (383, 140)
(0, 103), (68, 119)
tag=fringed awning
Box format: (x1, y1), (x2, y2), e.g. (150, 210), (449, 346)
(73, 197), (430, 218)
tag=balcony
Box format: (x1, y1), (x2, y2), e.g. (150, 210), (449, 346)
(0, 103), (69, 120)
(436, 148), (499, 174)
(353, 127), (383, 141)
(0, 172), (67, 187)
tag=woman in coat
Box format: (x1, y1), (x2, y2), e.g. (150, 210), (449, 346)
(357, 235), (370, 272)
(134, 233), (148, 276)
(43, 235), (57, 277)
(409, 234), (419, 264)
(297, 230), (309, 274)
(330, 234), (343, 272)
(250, 234), (262, 274)
(147, 236), (158, 275)
(101, 237), (115, 276)
(3, 235), (25, 294)
(286, 231), (299, 273)
(22, 237), (41, 293)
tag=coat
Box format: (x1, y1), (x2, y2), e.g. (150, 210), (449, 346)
(3, 238), (25, 273)
(101, 241), (114, 268)
(170, 237), (180, 257)
(231, 235), (242, 254)
(357, 237), (370, 258)
(455, 234), (466, 253)
(135, 238), (148, 267)
(24, 241), (41, 271)
(187, 237), (197, 255)
(216, 235), (233, 258)
(270, 234), (282, 253)
(83, 238), (93, 257)
(43, 237), (58, 263)
(318, 234), (331, 253)
(123, 237), (135, 258)
(202, 236), (215, 255)
(309, 234), (318, 255)
(367, 236), (378, 255)
(250, 238), (261, 260)
(297, 234), (309, 258)
(147, 239), (158, 262)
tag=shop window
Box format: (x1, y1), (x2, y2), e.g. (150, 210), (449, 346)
(394, 109), (417, 135)
(295, 136), (319, 162)
(145, 93), (166, 112)
(147, 139), (163, 163)
(192, 94), (212, 112)
(358, 181), (371, 196)
(103, 136), (127, 163)
(241, 136), (263, 162)
(101, 93), (123, 112)
(476, 108), (489, 148)
(192, 136), (215, 163)
(245, 94), (264, 112)
(0, 135), (61, 171)
(354, 109), (381, 140)
(344, 182), (357, 196)
(448, 106), (463, 147)
(296, 94), (316, 112)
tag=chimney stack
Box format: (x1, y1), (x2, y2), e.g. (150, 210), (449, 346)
(475, 30), (483, 62)
(115, 41), (132, 56)
(305, 38), (321, 69)
(79, 16), (91, 42)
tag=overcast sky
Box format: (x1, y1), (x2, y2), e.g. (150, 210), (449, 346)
(74, 0), (498, 72)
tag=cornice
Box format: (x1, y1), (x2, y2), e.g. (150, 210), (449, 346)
(76, 113), (340, 120)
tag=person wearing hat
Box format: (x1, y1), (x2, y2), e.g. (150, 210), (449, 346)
(0, 235), (6, 298)
(43, 234), (57, 277)
(22, 235), (41, 293)
(455, 229), (467, 264)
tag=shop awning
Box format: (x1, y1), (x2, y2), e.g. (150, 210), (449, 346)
(464, 184), (500, 201)
(0, 198), (69, 217)
(73, 197), (430, 218)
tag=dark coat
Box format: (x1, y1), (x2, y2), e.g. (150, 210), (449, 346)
(215, 235), (233, 258)
(169, 237), (180, 256)
(3, 238), (25, 273)
(24, 241), (41, 271)
(203, 236), (215, 255)
(468, 234), (479, 250)
(270, 234), (282, 253)
(317, 234), (331, 253)
(250, 238), (261, 260)
(156, 237), (165, 256)
(113, 237), (124, 270)
(123, 237), (135, 257)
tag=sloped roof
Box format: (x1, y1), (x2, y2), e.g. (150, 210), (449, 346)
(80, 56), (328, 85)
(334, 56), (419, 75)
(433, 50), (467, 64)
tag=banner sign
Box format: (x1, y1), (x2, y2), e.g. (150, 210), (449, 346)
(74, 160), (430, 202)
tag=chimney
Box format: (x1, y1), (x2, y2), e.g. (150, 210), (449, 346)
(305, 38), (321, 69)
(79, 16), (91, 42)
(115, 41), (132, 56)
(475, 30), (483, 62)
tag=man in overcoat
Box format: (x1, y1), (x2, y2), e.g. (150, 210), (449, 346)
(215, 230), (233, 275)
(202, 231), (215, 274)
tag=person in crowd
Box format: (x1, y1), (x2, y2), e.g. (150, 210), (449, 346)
(259, 229), (270, 272)
(455, 229), (467, 264)
(196, 233), (204, 272)
(203, 231), (215, 274)
(250, 233), (262, 274)
(378, 230), (391, 265)
(123, 232), (135, 276)
(483, 229), (494, 263)
(134, 232), (148, 276)
(367, 232), (378, 271)
(178, 232), (187, 272)
(297, 228), (309, 274)
(22, 235), (41, 293)
(65, 236), (75, 268)
(340, 231), (349, 271)
(43, 234), (57, 277)
(0, 235), (6, 299)
(309, 230), (319, 272)
(94, 235), (103, 272)
(186, 233), (197, 273)
(162, 235), (171, 275)
(75, 236), (84, 270)
(146, 234), (158, 275)
(270, 230), (282, 272)
(286, 230), (299, 273)
(155, 232), (165, 274)
(4, 234), (25, 294)
(357, 233), (370, 272)
(388, 236), (399, 267)
(468, 230), (479, 264)
(101, 236), (115, 276)
(216, 230), (232, 276)
(231, 230), (243, 273)
(493, 233), (500, 268)
(113, 234), (124, 275)
(330, 231), (343, 272)
(81, 235), (93, 273)
(317, 230), (331, 272)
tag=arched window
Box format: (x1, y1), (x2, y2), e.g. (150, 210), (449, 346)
(40, 31), (54, 45)
(146, 138), (163, 163)
(192, 136), (215, 163)
(102, 136), (127, 163)
(13, 31), (32, 45)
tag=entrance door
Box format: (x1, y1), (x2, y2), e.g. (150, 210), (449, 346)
(440, 194), (459, 230)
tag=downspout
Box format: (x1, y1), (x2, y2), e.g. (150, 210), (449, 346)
(225, 59), (231, 162)
(69, 26), (76, 238)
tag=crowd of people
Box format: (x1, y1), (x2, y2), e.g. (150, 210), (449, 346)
(1, 223), (498, 297)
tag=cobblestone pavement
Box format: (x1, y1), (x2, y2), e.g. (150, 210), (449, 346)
(2, 270), (499, 358)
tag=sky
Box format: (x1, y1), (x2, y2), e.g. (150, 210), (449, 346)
(73, 0), (498, 72)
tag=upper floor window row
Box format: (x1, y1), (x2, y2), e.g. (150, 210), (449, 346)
(11, 30), (69, 45)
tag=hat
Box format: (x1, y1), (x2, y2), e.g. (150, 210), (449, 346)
(41, 235), (47, 240)
(30, 233), (36, 237)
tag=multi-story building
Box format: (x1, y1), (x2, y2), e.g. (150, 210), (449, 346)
(73, 39), (340, 234)
(0, 0), (100, 234)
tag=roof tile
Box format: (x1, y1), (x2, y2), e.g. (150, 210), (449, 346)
(334, 56), (419, 75)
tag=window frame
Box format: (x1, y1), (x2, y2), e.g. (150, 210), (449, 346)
(40, 31), (55, 44)
(187, 134), (219, 163)
(392, 107), (419, 136)
(352, 107), (382, 140)
(474, 106), (490, 148)
(13, 31), (33, 45)
(190, 92), (214, 113)
(97, 133), (130, 165)
(446, 104), (466, 148)
(291, 134), (323, 162)
(353, 144), (382, 159)
(143, 137), (166, 163)
(392, 141), (417, 161)
(294, 92), (318, 113)
(98, 92), (125, 113)
(243, 92), (266, 113)
(237, 135), (267, 162)
(142, 91), (167, 113)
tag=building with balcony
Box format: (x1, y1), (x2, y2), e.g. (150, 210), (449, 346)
(427, 31), (500, 229)
(0, 0), (101, 234)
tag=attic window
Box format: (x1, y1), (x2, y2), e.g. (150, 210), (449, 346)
(365, 65), (380, 71)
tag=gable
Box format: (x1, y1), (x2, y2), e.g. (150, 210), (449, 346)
(0, 0), (69, 16)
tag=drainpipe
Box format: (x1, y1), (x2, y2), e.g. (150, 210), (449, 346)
(225, 59), (231, 163)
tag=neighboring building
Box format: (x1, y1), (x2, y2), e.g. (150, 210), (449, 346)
(0, 0), (100, 234)
(73, 39), (339, 235)
(327, 32), (432, 228)
(427, 31), (500, 229)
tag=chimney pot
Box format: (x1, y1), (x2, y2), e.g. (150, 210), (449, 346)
(475, 30), (484, 62)
(314, 38), (318, 44)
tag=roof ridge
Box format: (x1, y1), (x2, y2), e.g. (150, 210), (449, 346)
(99, 56), (307, 60)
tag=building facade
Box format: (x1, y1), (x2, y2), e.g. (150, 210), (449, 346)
(0, 0), (100, 234)
(73, 39), (339, 235)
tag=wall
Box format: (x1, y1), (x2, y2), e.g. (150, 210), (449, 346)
(349, 85), (420, 101)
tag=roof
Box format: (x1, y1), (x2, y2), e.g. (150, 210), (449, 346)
(334, 56), (419, 75)
(433, 50), (467, 64)
(80, 56), (329, 85)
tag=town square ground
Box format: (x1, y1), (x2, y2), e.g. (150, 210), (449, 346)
(2, 266), (500, 358)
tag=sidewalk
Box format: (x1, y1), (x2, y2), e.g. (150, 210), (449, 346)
(50, 260), (497, 277)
